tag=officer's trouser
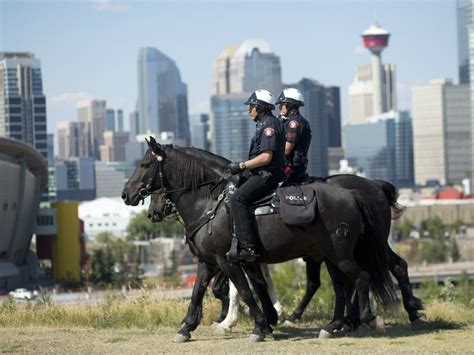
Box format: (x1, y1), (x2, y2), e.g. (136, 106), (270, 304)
(229, 173), (280, 249)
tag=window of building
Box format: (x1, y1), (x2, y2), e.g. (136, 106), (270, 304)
(8, 107), (21, 114)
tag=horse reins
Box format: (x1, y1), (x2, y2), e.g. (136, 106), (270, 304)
(139, 151), (224, 199)
(141, 149), (227, 240)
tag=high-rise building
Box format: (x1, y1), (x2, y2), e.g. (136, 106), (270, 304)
(116, 109), (124, 132)
(95, 161), (126, 198)
(348, 63), (397, 124)
(136, 47), (190, 145)
(412, 79), (471, 186)
(57, 121), (89, 160)
(326, 86), (341, 148)
(287, 78), (329, 177)
(47, 133), (54, 166)
(0, 52), (48, 160)
(99, 131), (129, 162)
(344, 110), (414, 187)
(55, 157), (95, 201)
(457, 0), (473, 84)
(211, 93), (255, 162)
(348, 23), (396, 124)
(210, 39), (282, 160)
(76, 99), (106, 159)
(106, 109), (116, 132)
(212, 39), (282, 97)
(129, 111), (139, 141)
(456, 0), (474, 193)
(362, 22), (390, 116)
(325, 86), (343, 172)
(190, 113), (210, 150)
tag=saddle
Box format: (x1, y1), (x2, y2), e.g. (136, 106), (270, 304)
(224, 175), (319, 225)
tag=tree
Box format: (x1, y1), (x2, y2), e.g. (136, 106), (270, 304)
(126, 210), (184, 241)
(393, 218), (414, 241)
(421, 216), (445, 240)
(95, 231), (114, 244)
(450, 239), (461, 262)
(90, 249), (114, 285)
(448, 219), (464, 236)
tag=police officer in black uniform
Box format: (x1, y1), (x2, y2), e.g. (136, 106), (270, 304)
(226, 89), (285, 262)
(276, 88), (312, 184)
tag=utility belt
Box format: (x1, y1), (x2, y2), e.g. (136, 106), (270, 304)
(249, 166), (284, 182)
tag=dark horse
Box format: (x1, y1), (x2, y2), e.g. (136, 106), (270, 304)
(147, 146), (426, 333)
(122, 138), (397, 342)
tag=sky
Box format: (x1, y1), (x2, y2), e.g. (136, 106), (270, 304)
(0, 0), (458, 135)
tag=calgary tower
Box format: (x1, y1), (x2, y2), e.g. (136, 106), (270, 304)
(362, 22), (390, 116)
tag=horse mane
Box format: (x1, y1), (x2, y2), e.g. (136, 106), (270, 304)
(177, 146), (229, 175)
(165, 146), (223, 192)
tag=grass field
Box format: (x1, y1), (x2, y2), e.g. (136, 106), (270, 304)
(1, 324), (473, 353)
(1, 291), (473, 353)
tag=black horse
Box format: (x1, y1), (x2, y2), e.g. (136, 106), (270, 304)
(122, 138), (397, 342)
(147, 146), (426, 332)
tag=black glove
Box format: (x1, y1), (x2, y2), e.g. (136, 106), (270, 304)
(226, 162), (241, 175)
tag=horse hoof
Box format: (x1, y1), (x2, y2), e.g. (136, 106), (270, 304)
(173, 333), (191, 343)
(318, 329), (333, 339)
(411, 317), (429, 331)
(248, 334), (265, 343)
(374, 316), (385, 332)
(214, 325), (230, 335)
(284, 320), (296, 327)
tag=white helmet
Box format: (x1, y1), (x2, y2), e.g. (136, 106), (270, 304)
(275, 88), (304, 107)
(244, 89), (275, 108)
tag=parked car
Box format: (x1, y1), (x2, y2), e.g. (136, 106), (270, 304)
(8, 288), (39, 301)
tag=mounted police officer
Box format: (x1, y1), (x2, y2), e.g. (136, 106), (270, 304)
(226, 89), (285, 262)
(276, 88), (312, 184)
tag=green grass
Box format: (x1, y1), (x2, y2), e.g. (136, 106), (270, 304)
(1, 288), (473, 331)
(0, 289), (224, 329)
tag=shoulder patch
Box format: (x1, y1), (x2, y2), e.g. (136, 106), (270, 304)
(289, 120), (299, 129)
(263, 127), (275, 137)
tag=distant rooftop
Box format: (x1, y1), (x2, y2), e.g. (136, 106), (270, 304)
(362, 23), (389, 36)
(217, 44), (240, 60)
(234, 39), (273, 58)
(0, 52), (35, 60)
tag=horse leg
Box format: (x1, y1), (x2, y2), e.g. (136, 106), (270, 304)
(174, 260), (217, 343)
(216, 257), (270, 342)
(319, 260), (347, 338)
(243, 263), (279, 329)
(387, 248), (427, 327)
(343, 286), (361, 331)
(215, 280), (240, 333)
(211, 271), (230, 323)
(337, 258), (379, 330)
(259, 263), (284, 320)
(286, 257), (322, 324)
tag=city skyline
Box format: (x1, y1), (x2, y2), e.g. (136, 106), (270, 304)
(1, 1), (457, 136)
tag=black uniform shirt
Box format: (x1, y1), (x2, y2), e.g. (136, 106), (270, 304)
(248, 114), (285, 174)
(283, 113), (312, 167)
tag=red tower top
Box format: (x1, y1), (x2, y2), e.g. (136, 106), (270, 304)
(362, 23), (390, 54)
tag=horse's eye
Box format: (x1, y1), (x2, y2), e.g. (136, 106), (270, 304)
(141, 163), (149, 168)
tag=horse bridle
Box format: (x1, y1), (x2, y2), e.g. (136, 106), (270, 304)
(138, 149), (224, 205)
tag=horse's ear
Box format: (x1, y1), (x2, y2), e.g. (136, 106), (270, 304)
(145, 137), (150, 146)
(149, 136), (161, 152)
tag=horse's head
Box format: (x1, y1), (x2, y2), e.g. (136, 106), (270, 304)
(122, 136), (166, 206)
(147, 193), (176, 223)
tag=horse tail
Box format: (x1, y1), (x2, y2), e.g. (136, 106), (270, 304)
(372, 179), (405, 220)
(351, 190), (398, 308)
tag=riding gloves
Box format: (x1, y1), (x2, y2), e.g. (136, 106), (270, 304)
(226, 162), (241, 175)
